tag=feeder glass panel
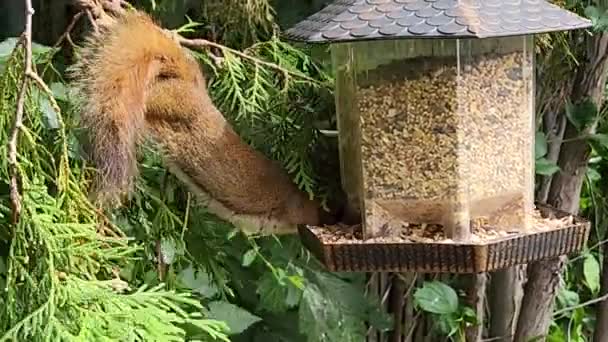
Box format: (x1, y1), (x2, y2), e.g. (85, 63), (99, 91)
(333, 36), (535, 238)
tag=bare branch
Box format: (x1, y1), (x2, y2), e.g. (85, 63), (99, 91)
(53, 12), (84, 48)
(569, 238), (608, 263)
(27, 72), (62, 115)
(553, 292), (608, 317)
(175, 36), (325, 86)
(68, 0), (324, 87)
(8, 0), (35, 224)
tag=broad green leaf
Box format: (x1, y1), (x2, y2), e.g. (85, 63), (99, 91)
(435, 313), (460, 337)
(242, 248), (257, 267)
(557, 288), (580, 309)
(547, 322), (567, 342)
(584, 253), (601, 294)
(565, 99), (599, 131)
(585, 5), (608, 30)
(535, 158), (560, 176)
(50, 82), (69, 101)
(368, 306), (395, 332)
(31, 41), (54, 56)
(535, 131), (548, 159)
(285, 280), (303, 307)
(0, 38), (55, 59)
(587, 167), (601, 182)
(143, 270), (160, 285)
(588, 133), (608, 147)
(308, 270), (392, 332)
(0, 38), (18, 60)
(206, 301), (262, 335)
(461, 306), (478, 324)
(585, 6), (602, 22)
(299, 283), (366, 342)
(32, 88), (59, 130)
(179, 265), (219, 298)
(413, 281), (459, 315)
(256, 272), (290, 313)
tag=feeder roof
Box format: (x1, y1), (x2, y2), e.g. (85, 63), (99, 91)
(283, 0), (592, 42)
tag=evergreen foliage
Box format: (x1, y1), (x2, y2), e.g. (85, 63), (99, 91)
(0, 1), (391, 341)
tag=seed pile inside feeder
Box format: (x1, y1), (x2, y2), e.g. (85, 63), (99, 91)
(355, 51), (534, 235)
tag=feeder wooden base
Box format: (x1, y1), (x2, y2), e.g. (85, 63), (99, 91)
(298, 205), (590, 273)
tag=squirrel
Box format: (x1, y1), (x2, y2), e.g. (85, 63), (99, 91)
(68, 11), (336, 235)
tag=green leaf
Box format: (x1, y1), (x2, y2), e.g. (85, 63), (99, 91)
(50, 82), (69, 101)
(31, 41), (54, 56)
(299, 283), (366, 342)
(206, 301), (262, 335)
(547, 324), (567, 342)
(585, 6), (602, 21)
(285, 280), (303, 307)
(587, 167), (602, 182)
(32, 88), (59, 130)
(535, 131), (548, 159)
(368, 306), (395, 332)
(436, 313), (460, 337)
(178, 265), (219, 298)
(588, 133), (608, 148)
(242, 248), (257, 267)
(584, 253), (601, 294)
(565, 98), (599, 131)
(0, 38), (54, 63)
(256, 272), (290, 313)
(461, 306), (478, 324)
(535, 158), (560, 176)
(413, 281), (459, 315)
(557, 288), (580, 309)
(0, 38), (18, 60)
(585, 5), (608, 31)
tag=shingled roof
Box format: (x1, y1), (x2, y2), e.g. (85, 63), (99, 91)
(283, 0), (592, 42)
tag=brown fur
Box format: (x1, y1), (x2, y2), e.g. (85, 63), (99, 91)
(69, 11), (332, 234)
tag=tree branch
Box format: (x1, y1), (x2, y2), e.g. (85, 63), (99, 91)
(175, 36), (325, 86)
(53, 11), (84, 48)
(553, 292), (608, 317)
(8, 0), (35, 225)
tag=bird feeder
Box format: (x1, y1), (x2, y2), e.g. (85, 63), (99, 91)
(285, 0), (592, 273)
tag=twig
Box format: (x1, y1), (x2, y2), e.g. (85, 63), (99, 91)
(569, 238), (608, 263)
(180, 192), (191, 241)
(176, 36), (325, 86)
(75, 0), (325, 87)
(8, 0), (35, 225)
(404, 311), (422, 341)
(397, 272), (419, 299)
(482, 335), (513, 342)
(27, 72), (62, 115)
(553, 292), (608, 317)
(53, 11), (84, 48)
(156, 239), (166, 281)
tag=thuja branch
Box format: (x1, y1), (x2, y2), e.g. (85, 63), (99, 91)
(176, 35), (326, 87)
(8, 0), (35, 224)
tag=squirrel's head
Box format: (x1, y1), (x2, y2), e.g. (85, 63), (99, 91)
(284, 191), (338, 227)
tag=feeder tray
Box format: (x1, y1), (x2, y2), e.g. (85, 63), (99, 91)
(298, 205), (590, 273)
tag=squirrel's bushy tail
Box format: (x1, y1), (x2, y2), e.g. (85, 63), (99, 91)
(69, 12), (184, 204)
